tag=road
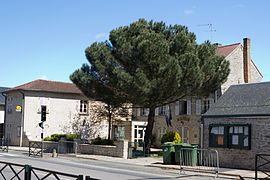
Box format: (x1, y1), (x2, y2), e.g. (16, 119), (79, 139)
(0, 150), (235, 180)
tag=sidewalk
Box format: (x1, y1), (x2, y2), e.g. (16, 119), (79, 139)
(7, 146), (265, 179)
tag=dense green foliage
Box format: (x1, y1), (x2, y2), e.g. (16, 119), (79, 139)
(70, 19), (230, 151)
(91, 137), (115, 145)
(44, 134), (80, 142)
(161, 131), (181, 144)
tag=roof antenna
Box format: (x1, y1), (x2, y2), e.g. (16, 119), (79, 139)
(198, 24), (216, 42)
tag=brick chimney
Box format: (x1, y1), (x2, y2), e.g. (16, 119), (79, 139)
(243, 38), (251, 83)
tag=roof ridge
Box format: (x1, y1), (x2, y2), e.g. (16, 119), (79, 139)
(35, 79), (74, 85)
(218, 43), (241, 48)
(230, 81), (270, 87)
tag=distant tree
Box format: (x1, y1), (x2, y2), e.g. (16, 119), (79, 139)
(71, 19), (230, 152)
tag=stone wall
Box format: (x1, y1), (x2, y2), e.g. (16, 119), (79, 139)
(203, 116), (270, 169)
(78, 140), (129, 159)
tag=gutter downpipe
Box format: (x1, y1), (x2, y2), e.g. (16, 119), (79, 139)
(19, 91), (25, 147)
(1, 92), (7, 140)
(200, 116), (204, 149)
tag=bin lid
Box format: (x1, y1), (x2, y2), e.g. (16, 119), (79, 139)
(174, 143), (193, 147)
(162, 142), (174, 146)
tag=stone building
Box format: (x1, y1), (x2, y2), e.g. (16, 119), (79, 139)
(3, 79), (133, 146)
(203, 82), (270, 169)
(134, 38), (263, 147)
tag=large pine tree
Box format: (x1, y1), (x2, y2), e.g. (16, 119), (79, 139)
(70, 19), (230, 150)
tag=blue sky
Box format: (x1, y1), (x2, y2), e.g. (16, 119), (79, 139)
(1, 0), (270, 87)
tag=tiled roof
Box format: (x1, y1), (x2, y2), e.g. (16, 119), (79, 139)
(5, 79), (82, 94)
(204, 82), (270, 117)
(0, 87), (10, 105)
(216, 43), (241, 57)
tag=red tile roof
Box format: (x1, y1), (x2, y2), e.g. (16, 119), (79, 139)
(216, 43), (241, 57)
(6, 79), (82, 94)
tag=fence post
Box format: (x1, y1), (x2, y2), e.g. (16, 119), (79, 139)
(85, 176), (91, 180)
(24, 164), (32, 180)
(29, 142), (31, 156)
(255, 154), (258, 180)
(78, 175), (83, 180)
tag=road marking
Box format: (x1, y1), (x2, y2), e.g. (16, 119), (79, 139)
(0, 153), (19, 157)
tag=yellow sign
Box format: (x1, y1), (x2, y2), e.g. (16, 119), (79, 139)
(16, 105), (22, 112)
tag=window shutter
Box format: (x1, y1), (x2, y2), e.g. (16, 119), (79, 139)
(175, 101), (179, 115)
(187, 99), (191, 115)
(166, 105), (169, 115)
(137, 108), (140, 116)
(195, 99), (201, 115)
(155, 107), (159, 116)
(146, 108), (149, 116)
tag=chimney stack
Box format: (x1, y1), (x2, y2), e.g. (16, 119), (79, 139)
(214, 43), (222, 47)
(243, 38), (251, 83)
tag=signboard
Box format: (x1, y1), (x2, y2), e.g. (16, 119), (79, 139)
(15, 105), (22, 112)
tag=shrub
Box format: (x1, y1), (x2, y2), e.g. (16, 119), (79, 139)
(44, 134), (80, 142)
(161, 131), (181, 144)
(91, 137), (115, 145)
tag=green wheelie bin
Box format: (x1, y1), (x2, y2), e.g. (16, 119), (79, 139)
(162, 142), (175, 164)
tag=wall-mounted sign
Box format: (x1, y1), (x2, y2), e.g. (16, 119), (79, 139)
(16, 105), (22, 112)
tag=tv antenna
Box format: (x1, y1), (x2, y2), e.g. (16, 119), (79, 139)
(198, 23), (216, 42)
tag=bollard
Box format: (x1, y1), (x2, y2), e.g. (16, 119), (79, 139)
(52, 148), (57, 157)
(24, 164), (32, 180)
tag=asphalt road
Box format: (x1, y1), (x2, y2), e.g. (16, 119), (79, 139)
(0, 151), (235, 180)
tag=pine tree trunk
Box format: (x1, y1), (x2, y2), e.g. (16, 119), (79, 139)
(144, 107), (155, 155)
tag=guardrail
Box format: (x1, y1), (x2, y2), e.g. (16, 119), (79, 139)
(178, 148), (219, 178)
(0, 160), (93, 180)
(255, 154), (270, 180)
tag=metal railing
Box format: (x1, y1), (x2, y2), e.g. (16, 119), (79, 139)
(0, 160), (93, 180)
(178, 148), (219, 177)
(29, 140), (78, 157)
(128, 141), (145, 158)
(255, 154), (270, 180)
(29, 141), (43, 157)
(0, 138), (8, 152)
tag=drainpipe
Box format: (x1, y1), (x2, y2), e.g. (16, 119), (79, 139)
(200, 116), (204, 149)
(1, 92), (7, 140)
(19, 91), (25, 147)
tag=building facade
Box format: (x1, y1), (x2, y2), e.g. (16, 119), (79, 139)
(133, 38), (263, 147)
(0, 87), (9, 138)
(203, 82), (270, 169)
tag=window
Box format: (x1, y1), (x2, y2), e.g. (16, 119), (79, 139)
(159, 127), (167, 138)
(158, 106), (166, 116)
(114, 126), (125, 140)
(209, 126), (226, 148)
(179, 100), (187, 115)
(228, 126), (250, 149)
(178, 127), (189, 143)
(201, 99), (210, 114)
(79, 100), (88, 114)
(140, 108), (149, 116)
(134, 125), (146, 143)
(209, 124), (251, 149)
